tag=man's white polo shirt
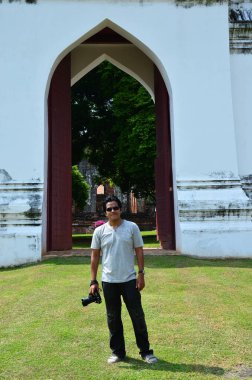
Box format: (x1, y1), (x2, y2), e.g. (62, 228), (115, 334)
(91, 220), (144, 283)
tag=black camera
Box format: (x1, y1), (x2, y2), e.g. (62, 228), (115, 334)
(81, 292), (102, 307)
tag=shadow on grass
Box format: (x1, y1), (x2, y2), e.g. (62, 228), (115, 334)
(120, 357), (225, 376)
(144, 255), (252, 269)
(45, 255), (252, 269)
(1, 255), (251, 272)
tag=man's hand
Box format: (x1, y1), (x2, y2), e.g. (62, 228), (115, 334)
(89, 284), (99, 295)
(90, 249), (100, 295)
(136, 274), (145, 291)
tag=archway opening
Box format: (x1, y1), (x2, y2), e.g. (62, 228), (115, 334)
(47, 26), (175, 252)
(71, 60), (157, 237)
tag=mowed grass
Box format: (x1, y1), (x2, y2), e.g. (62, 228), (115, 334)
(72, 230), (160, 249)
(0, 256), (252, 380)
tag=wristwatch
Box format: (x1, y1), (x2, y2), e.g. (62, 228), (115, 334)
(138, 269), (145, 274)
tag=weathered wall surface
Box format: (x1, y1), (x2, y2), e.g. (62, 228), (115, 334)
(229, 2), (252, 201)
(0, 181), (42, 266)
(0, 0), (252, 265)
(230, 53), (252, 197)
(230, 1), (252, 224)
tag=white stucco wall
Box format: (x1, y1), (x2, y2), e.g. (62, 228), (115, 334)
(230, 53), (252, 177)
(0, 0), (251, 265)
(161, 5), (238, 180)
(0, 1), (237, 182)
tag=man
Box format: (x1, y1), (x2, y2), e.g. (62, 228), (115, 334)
(89, 195), (157, 364)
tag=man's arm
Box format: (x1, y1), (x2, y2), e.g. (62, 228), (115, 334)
(89, 248), (101, 295)
(135, 246), (145, 291)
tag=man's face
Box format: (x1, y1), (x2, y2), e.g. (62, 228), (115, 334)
(105, 201), (121, 223)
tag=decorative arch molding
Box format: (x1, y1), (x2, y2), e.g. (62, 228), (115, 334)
(45, 18), (173, 103)
(71, 52), (154, 99)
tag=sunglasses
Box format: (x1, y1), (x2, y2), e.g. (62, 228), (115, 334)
(106, 206), (120, 212)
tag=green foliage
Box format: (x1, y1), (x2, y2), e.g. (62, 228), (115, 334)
(72, 61), (156, 200)
(112, 76), (156, 198)
(72, 165), (89, 209)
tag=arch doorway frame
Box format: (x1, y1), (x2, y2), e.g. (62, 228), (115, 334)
(46, 25), (176, 252)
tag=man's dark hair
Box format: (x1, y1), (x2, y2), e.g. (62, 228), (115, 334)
(103, 195), (122, 212)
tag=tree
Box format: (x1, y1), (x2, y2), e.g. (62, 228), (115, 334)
(72, 62), (156, 200)
(72, 165), (90, 210)
(111, 75), (156, 199)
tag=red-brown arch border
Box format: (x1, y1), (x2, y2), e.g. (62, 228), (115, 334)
(47, 29), (175, 252)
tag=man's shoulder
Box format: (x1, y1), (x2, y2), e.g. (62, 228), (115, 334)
(122, 219), (135, 226)
(93, 222), (108, 234)
(122, 220), (139, 230)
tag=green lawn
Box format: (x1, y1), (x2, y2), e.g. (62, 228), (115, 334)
(72, 230), (160, 249)
(1, 256), (252, 380)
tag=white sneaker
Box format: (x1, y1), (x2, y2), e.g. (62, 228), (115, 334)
(143, 354), (158, 364)
(107, 354), (123, 364)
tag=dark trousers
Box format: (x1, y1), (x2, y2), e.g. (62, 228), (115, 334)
(102, 279), (153, 358)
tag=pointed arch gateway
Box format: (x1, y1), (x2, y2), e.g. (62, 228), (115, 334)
(47, 26), (175, 252)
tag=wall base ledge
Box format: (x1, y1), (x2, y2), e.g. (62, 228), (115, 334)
(0, 227), (42, 268)
(178, 221), (252, 258)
